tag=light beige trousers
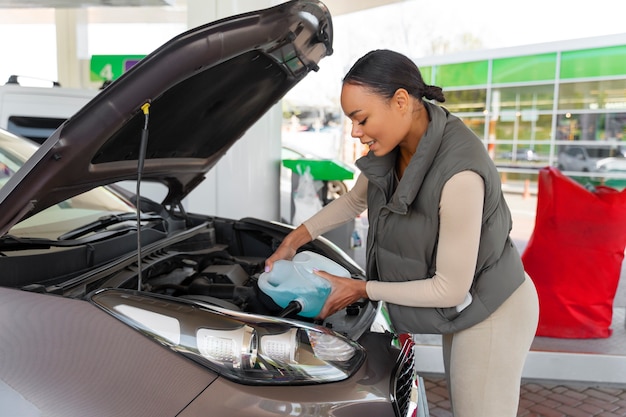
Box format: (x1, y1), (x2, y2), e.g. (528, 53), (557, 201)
(441, 275), (539, 417)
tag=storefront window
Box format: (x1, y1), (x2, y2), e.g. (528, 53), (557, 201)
(493, 85), (554, 112)
(461, 115), (486, 139)
(556, 112), (626, 142)
(558, 79), (626, 111)
(493, 114), (553, 163)
(494, 114), (553, 141)
(442, 89), (487, 114)
(555, 142), (625, 176)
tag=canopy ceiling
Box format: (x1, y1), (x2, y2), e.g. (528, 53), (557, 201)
(0, 0), (404, 15)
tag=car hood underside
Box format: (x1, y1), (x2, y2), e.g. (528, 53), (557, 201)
(0, 0), (333, 235)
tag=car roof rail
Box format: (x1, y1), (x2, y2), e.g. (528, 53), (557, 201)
(5, 75), (61, 87)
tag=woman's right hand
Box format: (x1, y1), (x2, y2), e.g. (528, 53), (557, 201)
(264, 224), (313, 272)
(264, 244), (297, 272)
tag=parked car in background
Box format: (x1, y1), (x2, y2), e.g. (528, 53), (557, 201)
(0, 2), (426, 417)
(500, 147), (541, 162)
(557, 145), (625, 172)
(0, 80), (97, 144)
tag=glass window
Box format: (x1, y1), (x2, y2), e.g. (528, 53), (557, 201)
(442, 89), (487, 113)
(495, 144), (550, 165)
(606, 112), (626, 141)
(492, 85), (554, 112)
(494, 114), (553, 141)
(492, 53), (557, 84)
(7, 116), (66, 145)
(556, 143), (625, 174)
(556, 112), (626, 142)
(558, 79), (626, 111)
(561, 45), (626, 79)
(0, 131), (135, 240)
(458, 114), (486, 139)
(435, 60), (489, 87)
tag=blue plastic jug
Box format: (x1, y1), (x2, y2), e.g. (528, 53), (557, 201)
(258, 251), (351, 318)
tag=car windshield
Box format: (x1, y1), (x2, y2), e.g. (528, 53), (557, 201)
(587, 147), (624, 158)
(0, 130), (135, 240)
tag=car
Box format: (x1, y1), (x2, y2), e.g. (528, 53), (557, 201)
(0, 80), (98, 144)
(557, 145), (625, 172)
(0, 2), (427, 417)
(500, 147), (541, 162)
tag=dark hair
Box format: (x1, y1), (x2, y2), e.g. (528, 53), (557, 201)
(343, 49), (445, 103)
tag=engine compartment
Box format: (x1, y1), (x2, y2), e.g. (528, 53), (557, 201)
(96, 215), (377, 339)
(2, 212), (377, 339)
(132, 245), (375, 338)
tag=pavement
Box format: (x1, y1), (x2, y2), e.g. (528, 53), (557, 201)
(352, 181), (626, 417)
(422, 374), (626, 417)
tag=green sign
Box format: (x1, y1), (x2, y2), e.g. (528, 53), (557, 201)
(90, 54), (146, 82)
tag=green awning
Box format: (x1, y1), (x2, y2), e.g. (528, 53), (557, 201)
(282, 158), (354, 181)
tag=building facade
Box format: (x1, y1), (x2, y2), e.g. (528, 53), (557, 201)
(415, 34), (626, 185)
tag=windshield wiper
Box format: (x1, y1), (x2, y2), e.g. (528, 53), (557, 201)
(0, 212), (164, 251)
(57, 212), (164, 241)
(0, 229), (136, 251)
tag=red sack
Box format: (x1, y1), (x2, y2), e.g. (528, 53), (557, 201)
(521, 167), (626, 338)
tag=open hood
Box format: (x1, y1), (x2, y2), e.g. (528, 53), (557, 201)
(0, 0), (332, 234)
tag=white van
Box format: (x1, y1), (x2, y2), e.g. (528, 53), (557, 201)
(0, 82), (99, 144)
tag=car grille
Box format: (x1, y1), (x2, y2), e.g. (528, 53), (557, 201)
(390, 336), (417, 417)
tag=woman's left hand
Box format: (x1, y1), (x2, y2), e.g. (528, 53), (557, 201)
(314, 269), (368, 319)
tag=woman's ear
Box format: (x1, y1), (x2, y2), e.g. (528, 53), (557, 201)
(393, 88), (410, 112)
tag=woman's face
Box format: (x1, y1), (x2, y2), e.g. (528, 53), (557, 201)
(340, 83), (411, 156)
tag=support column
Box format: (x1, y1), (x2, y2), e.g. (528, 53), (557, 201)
(186, 0), (283, 222)
(55, 8), (88, 88)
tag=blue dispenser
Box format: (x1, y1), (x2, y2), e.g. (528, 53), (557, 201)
(258, 251), (351, 318)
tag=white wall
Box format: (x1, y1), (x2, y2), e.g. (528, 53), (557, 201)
(184, 0), (283, 222)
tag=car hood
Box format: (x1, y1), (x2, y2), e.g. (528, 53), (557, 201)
(0, 0), (332, 235)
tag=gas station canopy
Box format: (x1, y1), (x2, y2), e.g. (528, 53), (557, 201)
(0, 0), (404, 16)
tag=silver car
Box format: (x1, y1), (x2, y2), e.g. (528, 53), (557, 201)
(557, 145), (625, 172)
(0, 1), (427, 416)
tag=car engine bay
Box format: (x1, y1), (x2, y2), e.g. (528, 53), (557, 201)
(3, 213), (377, 340)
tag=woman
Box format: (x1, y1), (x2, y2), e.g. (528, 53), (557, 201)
(265, 49), (539, 417)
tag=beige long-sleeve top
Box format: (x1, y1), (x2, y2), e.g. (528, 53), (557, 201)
(303, 170), (484, 308)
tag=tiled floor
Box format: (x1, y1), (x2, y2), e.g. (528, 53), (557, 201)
(422, 374), (626, 417)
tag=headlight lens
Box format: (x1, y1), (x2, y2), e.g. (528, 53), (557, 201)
(197, 326), (258, 369)
(91, 289), (365, 385)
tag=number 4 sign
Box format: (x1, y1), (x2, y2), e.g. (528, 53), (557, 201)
(90, 55), (146, 82)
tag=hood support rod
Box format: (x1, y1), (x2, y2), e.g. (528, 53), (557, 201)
(136, 101), (151, 291)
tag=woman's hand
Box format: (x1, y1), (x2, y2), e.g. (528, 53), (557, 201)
(264, 244), (297, 272)
(264, 224), (313, 272)
(314, 269), (368, 319)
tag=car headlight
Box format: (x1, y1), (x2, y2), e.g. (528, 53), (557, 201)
(91, 289), (365, 385)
